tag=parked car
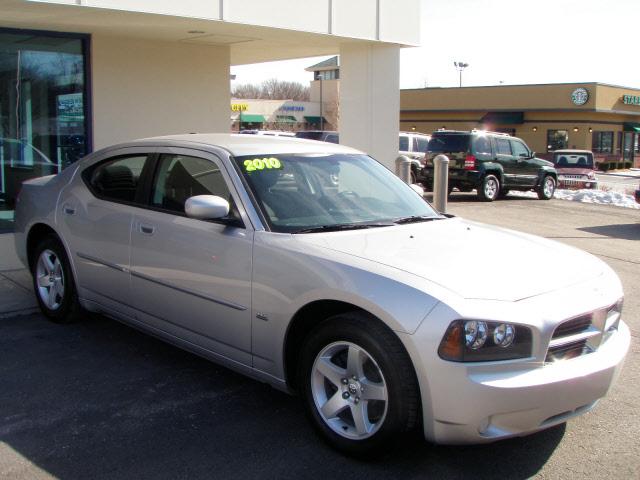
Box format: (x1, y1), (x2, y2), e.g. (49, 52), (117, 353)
(295, 130), (339, 143)
(14, 134), (628, 456)
(551, 150), (598, 189)
(421, 130), (558, 201)
(239, 130), (296, 137)
(399, 131), (431, 184)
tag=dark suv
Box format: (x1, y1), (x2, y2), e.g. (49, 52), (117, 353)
(420, 130), (557, 201)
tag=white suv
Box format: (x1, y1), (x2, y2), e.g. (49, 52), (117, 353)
(399, 131), (431, 183)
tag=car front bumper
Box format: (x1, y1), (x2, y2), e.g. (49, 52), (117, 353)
(402, 310), (630, 445)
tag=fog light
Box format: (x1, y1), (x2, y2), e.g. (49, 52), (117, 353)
(464, 321), (487, 349)
(493, 323), (515, 347)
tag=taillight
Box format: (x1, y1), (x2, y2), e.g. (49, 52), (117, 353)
(464, 154), (476, 170)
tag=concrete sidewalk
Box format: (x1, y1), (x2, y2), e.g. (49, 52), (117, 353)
(0, 233), (38, 317)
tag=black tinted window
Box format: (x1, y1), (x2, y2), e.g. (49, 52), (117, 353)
(495, 138), (512, 155)
(295, 132), (324, 140)
(510, 140), (530, 157)
(399, 136), (409, 151)
(88, 155), (147, 203)
(427, 135), (470, 153)
(473, 136), (492, 155)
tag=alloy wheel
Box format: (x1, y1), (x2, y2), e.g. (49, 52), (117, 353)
(36, 249), (65, 310)
(311, 341), (388, 440)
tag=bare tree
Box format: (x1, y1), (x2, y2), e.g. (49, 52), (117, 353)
(232, 78), (310, 101)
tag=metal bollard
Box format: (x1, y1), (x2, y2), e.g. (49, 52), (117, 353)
(395, 155), (412, 184)
(433, 154), (450, 213)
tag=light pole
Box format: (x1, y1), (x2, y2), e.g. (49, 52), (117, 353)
(454, 61), (469, 88)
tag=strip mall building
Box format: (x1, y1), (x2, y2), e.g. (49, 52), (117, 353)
(400, 83), (640, 168)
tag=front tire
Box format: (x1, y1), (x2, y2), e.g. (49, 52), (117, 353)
(537, 175), (556, 200)
(31, 235), (82, 323)
(478, 174), (500, 202)
(298, 312), (419, 456)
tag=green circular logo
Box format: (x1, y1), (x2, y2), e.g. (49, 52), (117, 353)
(571, 88), (589, 106)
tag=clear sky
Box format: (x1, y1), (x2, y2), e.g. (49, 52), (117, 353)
(231, 0), (640, 90)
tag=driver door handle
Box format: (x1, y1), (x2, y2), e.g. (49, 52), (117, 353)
(139, 224), (155, 235)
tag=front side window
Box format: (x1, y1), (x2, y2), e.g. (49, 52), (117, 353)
(235, 153), (438, 233)
(547, 130), (569, 152)
(510, 140), (530, 157)
(414, 136), (429, 153)
(87, 155), (148, 203)
(592, 131), (614, 154)
(151, 154), (236, 217)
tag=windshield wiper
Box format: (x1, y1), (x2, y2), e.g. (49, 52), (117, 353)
(393, 215), (446, 225)
(293, 222), (394, 234)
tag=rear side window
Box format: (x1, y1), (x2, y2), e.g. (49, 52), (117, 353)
(472, 136), (492, 156)
(495, 138), (512, 155)
(414, 136), (429, 153)
(295, 132), (323, 140)
(427, 135), (470, 154)
(399, 136), (409, 151)
(325, 134), (339, 144)
(86, 155), (148, 203)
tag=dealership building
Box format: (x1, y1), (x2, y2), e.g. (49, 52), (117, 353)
(0, 0), (419, 229)
(401, 83), (640, 168)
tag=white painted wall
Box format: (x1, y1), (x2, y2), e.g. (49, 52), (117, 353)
(83, 0), (220, 19)
(91, 36), (230, 149)
(339, 43), (400, 170)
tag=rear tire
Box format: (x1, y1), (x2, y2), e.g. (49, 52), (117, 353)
(31, 235), (83, 324)
(477, 174), (500, 202)
(537, 175), (556, 200)
(298, 312), (420, 457)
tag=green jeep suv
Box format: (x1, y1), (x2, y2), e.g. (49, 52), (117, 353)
(420, 130), (557, 201)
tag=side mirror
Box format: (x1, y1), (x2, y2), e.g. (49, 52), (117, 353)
(531, 152), (536, 158)
(185, 195), (230, 220)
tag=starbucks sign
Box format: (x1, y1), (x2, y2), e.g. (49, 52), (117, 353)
(571, 88), (589, 106)
(622, 95), (640, 106)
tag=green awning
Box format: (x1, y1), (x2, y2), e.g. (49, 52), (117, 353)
(480, 111), (524, 125)
(275, 115), (297, 123)
(239, 114), (265, 123)
(304, 116), (328, 124)
(623, 122), (640, 132)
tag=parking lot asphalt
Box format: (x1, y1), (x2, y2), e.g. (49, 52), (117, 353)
(1, 194), (638, 480)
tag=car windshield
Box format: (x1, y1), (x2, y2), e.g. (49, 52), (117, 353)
(553, 153), (594, 168)
(427, 134), (470, 154)
(235, 153), (439, 233)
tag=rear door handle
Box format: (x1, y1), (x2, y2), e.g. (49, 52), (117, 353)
(139, 224), (155, 235)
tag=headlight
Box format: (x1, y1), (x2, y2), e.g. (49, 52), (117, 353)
(438, 320), (532, 362)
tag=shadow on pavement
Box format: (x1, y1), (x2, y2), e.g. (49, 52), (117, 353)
(578, 223), (640, 241)
(0, 313), (564, 480)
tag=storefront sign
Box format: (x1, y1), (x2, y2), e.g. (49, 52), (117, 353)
(622, 95), (640, 106)
(231, 103), (249, 111)
(570, 88), (589, 106)
(279, 105), (304, 112)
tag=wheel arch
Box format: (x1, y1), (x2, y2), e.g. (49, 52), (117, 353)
(26, 223), (60, 271)
(283, 299), (419, 396)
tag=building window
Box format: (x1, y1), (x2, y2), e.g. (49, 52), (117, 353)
(592, 131), (614, 153)
(314, 70), (338, 81)
(547, 130), (568, 152)
(0, 28), (90, 230)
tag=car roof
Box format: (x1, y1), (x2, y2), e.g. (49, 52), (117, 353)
(111, 133), (361, 157)
(553, 149), (593, 154)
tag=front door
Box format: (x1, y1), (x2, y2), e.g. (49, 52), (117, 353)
(510, 138), (538, 187)
(493, 137), (519, 187)
(130, 150), (253, 365)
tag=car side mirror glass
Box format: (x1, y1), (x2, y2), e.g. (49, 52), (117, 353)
(185, 195), (230, 220)
(531, 151), (536, 158)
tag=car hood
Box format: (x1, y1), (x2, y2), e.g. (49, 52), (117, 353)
(295, 217), (605, 302)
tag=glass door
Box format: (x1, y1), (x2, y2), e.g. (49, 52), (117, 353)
(0, 30), (89, 232)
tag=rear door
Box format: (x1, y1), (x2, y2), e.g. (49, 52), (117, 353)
(57, 148), (153, 317)
(129, 148), (253, 365)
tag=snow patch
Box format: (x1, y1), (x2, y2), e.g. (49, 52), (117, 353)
(509, 189), (640, 209)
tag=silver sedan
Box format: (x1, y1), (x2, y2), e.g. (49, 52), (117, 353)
(14, 134), (630, 456)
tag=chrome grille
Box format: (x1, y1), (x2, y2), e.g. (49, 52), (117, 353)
(546, 313), (599, 363)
